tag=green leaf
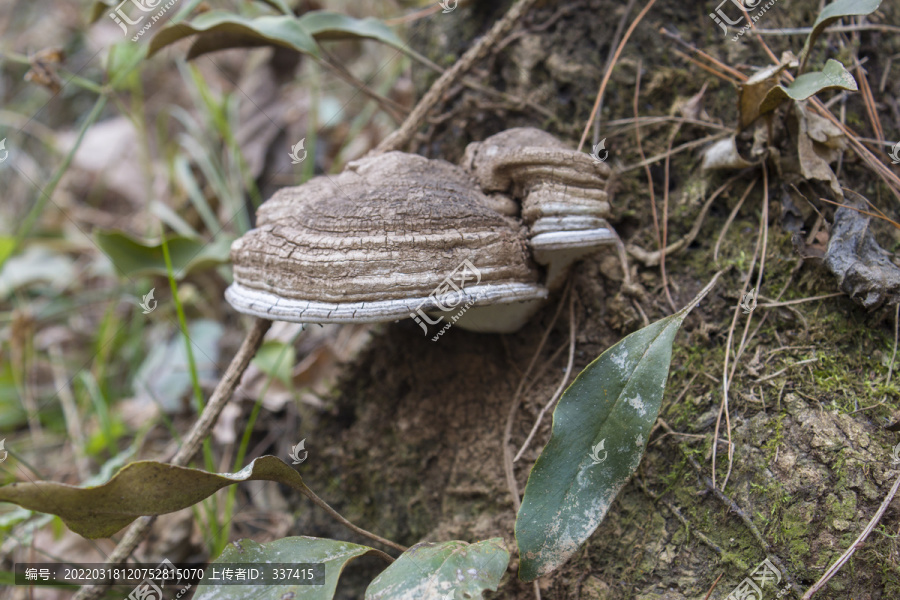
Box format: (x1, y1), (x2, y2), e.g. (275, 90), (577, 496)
(366, 539), (509, 600)
(147, 10), (402, 60)
(0, 456), (312, 538)
(0, 361), (26, 430)
(0, 236), (15, 265)
(800, 0), (882, 71)
(257, 0), (294, 15)
(89, 0), (206, 25)
(192, 537), (378, 600)
(252, 340), (297, 387)
(759, 59), (857, 115)
(147, 11), (320, 59)
(106, 41), (149, 88)
(296, 10), (404, 49)
(0, 246), (76, 300)
(515, 277), (720, 581)
(94, 231), (232, 279)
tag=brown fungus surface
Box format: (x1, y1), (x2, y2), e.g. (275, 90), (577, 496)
(226, 151), (545, 323)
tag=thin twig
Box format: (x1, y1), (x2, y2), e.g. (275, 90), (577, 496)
(657, 420), (801, 596)
(632, 58), (662, 282)
(514, 289), (577, 462)
(670, 47), (742, 85)
(757, 293), (845, 308)
(297, 483), (406, 553)
(801, 470), (900, 599)
(591, 0), (639, 147)
(713, 172), (767, 491)
(400, 46), (554, 119)
(852, 302), (900, 414)
(605, 115), (732, 131)
(818, 196), (900, 230)
(713, 178), (757, 264)
(627, 175), (739, 266)
(48, 346), (90, 481)
(658, 28), (748, 83)
(316, 50), (407, 123)
(577, 0), (660, 152)
(753, 358), (819, 384)
(503, 282), (572, 513)
(661, 110), (695, 312)
(375, 0), (541, 153)
(621, 133), (728, 173)
(721, 164), (770, 490)
(703, 573), (725, 600)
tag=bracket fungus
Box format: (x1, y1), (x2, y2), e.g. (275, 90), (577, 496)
(226, 128), (616, 333)
(463, 128), (616, 289)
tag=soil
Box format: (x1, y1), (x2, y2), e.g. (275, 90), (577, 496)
(283, 1), (900, 598)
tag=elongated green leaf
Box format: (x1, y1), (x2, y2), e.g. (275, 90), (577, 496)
(0, 236), (14, 266)
(0, 456), (309, 538)
(257, 0), (294, 15)
(147, 12), (319, 59)
(296, 10), (403, 49)
(147, 10), (402, 60)
(515, 277), (720, 581)
(366, 539), (509, 600)
(193, 537), (377, 600)
(94, 231), (232, 279)
(759, 59), (857, 115)
(800, 0), (882, 70)
(90, 0), (206, 25)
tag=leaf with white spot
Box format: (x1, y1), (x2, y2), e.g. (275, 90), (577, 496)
(365, 539), (509, 600)
(192, 537), (378, 599)
(515, 275), (721, 581)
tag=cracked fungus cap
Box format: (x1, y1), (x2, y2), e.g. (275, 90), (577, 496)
(225, 151), (548, 333)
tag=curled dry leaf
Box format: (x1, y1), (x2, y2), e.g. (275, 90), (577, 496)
(824, 193), (900, 310)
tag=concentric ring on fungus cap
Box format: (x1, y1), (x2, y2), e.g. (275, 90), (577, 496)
(225, 151), (548, 332)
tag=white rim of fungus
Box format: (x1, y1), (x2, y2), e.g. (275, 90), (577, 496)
(530, 228), (618, 251)
(225, 281), (548, 324)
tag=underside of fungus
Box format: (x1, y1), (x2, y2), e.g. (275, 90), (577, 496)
(226, 129), (616, 333)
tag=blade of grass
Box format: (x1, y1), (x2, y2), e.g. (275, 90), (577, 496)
(215, 328), (303, 556)
(159, 230), (224, 548)
(2, 95), (108, 272)
(78, 372), (119, 458)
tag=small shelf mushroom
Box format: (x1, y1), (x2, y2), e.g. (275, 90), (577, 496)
(226, 129), (616, 334)
(463, 128), (617, 290)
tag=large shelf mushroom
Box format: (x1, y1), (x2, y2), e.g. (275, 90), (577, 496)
(226, 128), (616, 334)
